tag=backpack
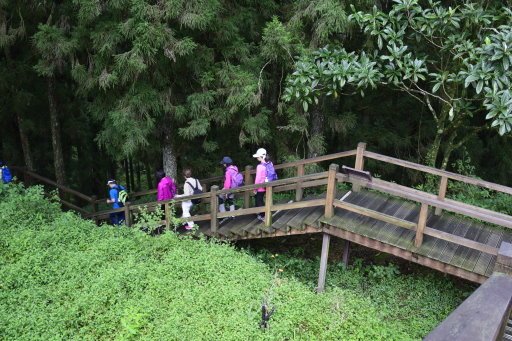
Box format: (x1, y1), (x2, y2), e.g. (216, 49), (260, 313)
(116, 185), (128, 205)
(264, 162), (278, 182)
(1, 166), (12, 184)
(231, 171), (244, 188)
(168, 178), (177, 199)
(186, 179), (203, 205)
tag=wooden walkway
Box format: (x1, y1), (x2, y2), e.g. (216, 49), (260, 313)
(13, 142), (512, 285)
(193, 189), (510, 283)
(12, 142), (512, 338)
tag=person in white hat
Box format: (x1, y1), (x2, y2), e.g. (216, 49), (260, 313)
(253, 148), (268, 221)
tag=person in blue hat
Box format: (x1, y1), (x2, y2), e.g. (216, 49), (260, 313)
(106, 179), (126, 225)
(0, 161), (13, 184)
(219, 156), (243, 222)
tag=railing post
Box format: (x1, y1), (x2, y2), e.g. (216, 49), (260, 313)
(435, 176), (448, 216)
(91, 195), (98, 213)
(295, 164), (305, 202)
(414, 203), (429, 247)
(124, 202), (132, 227)
(324, 164), (339, 219)
(210, 185), (219, 233)
(264, 185), (273, 227)
(316, 233), (331, 293)
(164, 202), (170, 230)
(352, 142), (367, 192)
(244, 165), (253, 209)
(91, 195), (99, 225)
(494, 242), (512, 275)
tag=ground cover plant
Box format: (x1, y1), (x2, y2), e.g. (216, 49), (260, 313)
(1, 183), (469, 340)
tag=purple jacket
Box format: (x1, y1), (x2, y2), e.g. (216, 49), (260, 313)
(157, 176), (176, 201)
(223, 165), (239, 190)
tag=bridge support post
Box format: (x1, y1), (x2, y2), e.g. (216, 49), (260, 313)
(414, 203), (429, 248)
(317, 233), (331, 293)
(295, 164), (305, 202)
(164, 202), (171, 230)
(211, 186), (219, 234)
(124, 202), (131, 227)
(342, 240), (350, 267)
(264, 186), (273, 227)
(244, 166), (253, 209)
(435, 176), (448, 216)
(495, 242), (512, 275)
(352, 142), (366, 192)
(325, 164), (339, 219)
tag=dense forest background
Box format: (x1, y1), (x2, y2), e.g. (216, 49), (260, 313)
(1, 0), (511, 198)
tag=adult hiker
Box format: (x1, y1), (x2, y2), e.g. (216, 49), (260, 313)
(252, 148), (277, 222)
(106, 179), (126, 225)
(176, 168), (203, 231)
(219, 156), (243, 223)
(156, 170), (177, 202)
(0, 161), (13, 184)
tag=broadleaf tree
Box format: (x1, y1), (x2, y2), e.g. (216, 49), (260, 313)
(283, 0), (512, 168)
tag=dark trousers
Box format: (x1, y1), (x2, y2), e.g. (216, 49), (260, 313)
(255, 192), (265, 217)
(110, 211), (125, 226)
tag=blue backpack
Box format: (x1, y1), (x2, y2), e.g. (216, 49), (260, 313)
(264, 162), (278, 182)
(2, 166), (12, 184)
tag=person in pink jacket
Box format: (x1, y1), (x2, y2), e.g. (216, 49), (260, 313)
(253, 148), (268, 221)
(156, 170), (177, 201)
(219, 156), (239, 221)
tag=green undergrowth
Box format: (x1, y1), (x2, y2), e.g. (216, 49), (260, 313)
(1, 183), (469, 340)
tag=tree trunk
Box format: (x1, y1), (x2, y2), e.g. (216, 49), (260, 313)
(16, 112), (34, 171)
(440, 131), (457, 171)
(48, 76), (66, 186)
(307, 105), (326, 158)
(145, 161), (153, 189)
(129, 157), (135, 190)
(124, 159), (130, 191)
(136, 161), (141, 191)
(162, 124), (177, 179)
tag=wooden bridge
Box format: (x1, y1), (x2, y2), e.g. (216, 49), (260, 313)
(13, 142), (512, 339)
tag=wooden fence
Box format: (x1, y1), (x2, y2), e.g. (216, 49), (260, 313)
(12, 142), (512, 261)
(83, 143), (512, 262)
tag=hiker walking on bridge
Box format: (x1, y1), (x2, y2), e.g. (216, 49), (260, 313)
(156, 170), (177, 202)
(177, 168), (202, 230)
(106, 180), (126, 226)
(219, 156), (243, 222)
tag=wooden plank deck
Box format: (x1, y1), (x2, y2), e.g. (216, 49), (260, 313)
(191, 188), (510, 282)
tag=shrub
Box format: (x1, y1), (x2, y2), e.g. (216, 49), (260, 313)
(0, 185), (468, 340)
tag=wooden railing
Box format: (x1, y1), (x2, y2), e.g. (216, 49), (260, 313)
(10, 167), (96, 216)
(85, 142), (512, 263)
(12, 142), (512, 262)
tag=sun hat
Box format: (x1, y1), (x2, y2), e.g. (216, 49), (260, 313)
(252, 148), (267, 158)
(220, 156), (233, 165)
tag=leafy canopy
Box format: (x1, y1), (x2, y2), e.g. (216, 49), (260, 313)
(284, 0), (512, 135)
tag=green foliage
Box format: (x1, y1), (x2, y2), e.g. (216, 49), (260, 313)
(0, 184), (469, 340)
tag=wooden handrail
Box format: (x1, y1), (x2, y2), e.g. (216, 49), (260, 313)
(364, 150), (512, 196)
(365, 178), (512, 229)
(12, 167), (94, 203)
(94, 149), (356, 203)
(87, 173), (329, 219)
